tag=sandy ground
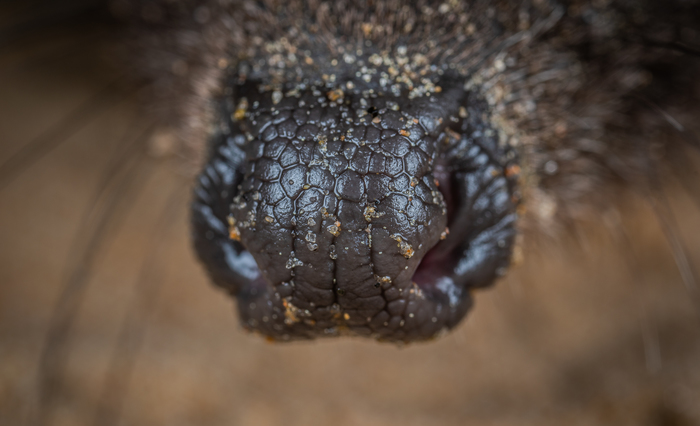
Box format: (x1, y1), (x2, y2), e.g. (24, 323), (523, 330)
(1, 33), (700, 426)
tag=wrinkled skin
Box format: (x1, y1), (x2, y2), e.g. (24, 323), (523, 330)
(192, 71), (519, 342)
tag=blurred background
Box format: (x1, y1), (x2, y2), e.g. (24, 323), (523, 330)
(1, 3), (700, 425)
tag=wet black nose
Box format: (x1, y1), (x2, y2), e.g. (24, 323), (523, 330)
(191, 77), (518, 342)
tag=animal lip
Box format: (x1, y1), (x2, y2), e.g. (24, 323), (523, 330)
(191, 78), (519, 342)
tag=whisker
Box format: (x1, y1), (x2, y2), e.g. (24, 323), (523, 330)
(603, 209), (662, 373)
(667, 146), (700, 213)
(636, 94), (700, 218)
(90, 187), (186, 426)
(648, 104), (684, 133)
(635, 95), (700, 305)
(640, 316), (662, 374)
(1, 34), (111, 78)
(636, 95), (700, 150)
(639, 38), (700, 60)
(647, 187), (699, 301)
(33, 124), (156, 426)
(460, 4), (565, 77)
(0, 78), (134, 192)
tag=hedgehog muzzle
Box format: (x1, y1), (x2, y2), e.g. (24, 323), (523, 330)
(192, 75), (519, 342)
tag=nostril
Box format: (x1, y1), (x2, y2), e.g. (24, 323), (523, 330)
(412, 107), (519, 295)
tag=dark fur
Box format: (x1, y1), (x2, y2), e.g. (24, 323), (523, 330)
(110, 0), (700, 235)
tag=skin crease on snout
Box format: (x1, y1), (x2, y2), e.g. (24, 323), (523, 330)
(192, 72), (518, 342)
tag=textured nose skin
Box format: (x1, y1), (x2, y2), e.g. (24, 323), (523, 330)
(232, 84), (452, 340)
(192, 77), (518, 342)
